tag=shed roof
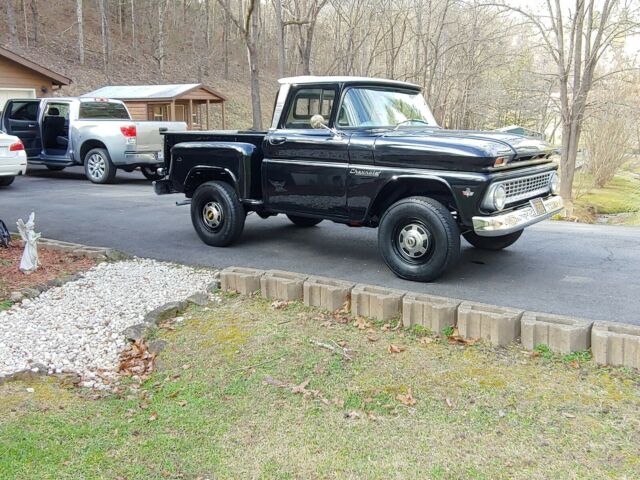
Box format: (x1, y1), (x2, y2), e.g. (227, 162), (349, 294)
(82, 83), (226, 102)
(0, 46), (71, 86)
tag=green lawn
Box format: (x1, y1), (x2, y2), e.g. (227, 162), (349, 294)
(573, 160), (640, 225)
(2, 294), (639, 479)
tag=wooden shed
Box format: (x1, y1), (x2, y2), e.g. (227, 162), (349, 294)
(0, 46), (71, 112)
(83, 84), (226, 130)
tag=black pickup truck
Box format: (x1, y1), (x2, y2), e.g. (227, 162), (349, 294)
(155, 76), (563, 282)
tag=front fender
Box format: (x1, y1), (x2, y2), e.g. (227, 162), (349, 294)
(365, 172), (488, 227)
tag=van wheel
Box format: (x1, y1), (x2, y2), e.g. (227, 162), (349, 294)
(141, 166), (163, 181)
(287, 215), (322, 227)
(378, 197), (460, 282)
(463, 230), (523, 250)
(0, 176), (15, 187)
(191, 181), (246, 247)
(84, 148), (116, 184)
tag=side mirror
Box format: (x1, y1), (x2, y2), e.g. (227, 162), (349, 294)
(310, 114), (326, 129)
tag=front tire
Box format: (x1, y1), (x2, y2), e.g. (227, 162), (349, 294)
(378, 197), (460, 282)
(140, 166), (163, 181)
(286, 214), (322, 227)
(84, 148), (116, 184)
(463, 229), (523, 251)
(0, 176), (15, 187)
(191, 181), (246, 247)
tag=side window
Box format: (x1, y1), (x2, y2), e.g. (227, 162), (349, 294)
(45, 103), (70, 119)
(9, 102), (38, 121)
(284, 88), (335, 129)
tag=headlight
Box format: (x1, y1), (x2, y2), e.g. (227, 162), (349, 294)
(549, 172), (560, 195)
(493, 185), (507, 211)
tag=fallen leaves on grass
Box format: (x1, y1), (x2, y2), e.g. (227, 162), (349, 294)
(270, 300), (293, 310)
(332, 301), (352, 324)
(354, 317), (372, 330)
(444, 328), (479, 346)
(396, 388), (417, 406)
(118, 341), (155, 380)
(419, 337), (434, 345)
(263, 376), (322, 400)
(148, 411), (158, 421)
(445, 397), (454, 409)
(387, 344), (405, 354)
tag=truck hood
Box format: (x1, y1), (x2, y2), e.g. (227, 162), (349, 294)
(374, 128), (555, 171)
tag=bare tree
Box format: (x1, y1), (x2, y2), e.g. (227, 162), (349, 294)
(154, 0), (170, 80)
(216, 0), (263, 129)
(131, 0), (137, 59)
(76, 0), (84, 65)
(492, 0), (640, 213)
(6, 0), (18, 46)
(273, 0), (287, 77)
(29, 0), (38, 43)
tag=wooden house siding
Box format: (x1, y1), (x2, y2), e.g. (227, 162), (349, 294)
(0, 56), (53, 94)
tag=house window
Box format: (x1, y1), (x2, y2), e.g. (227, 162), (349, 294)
(150, 104), (169, 121)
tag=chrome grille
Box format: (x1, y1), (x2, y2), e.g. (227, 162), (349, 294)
(502, 172), (553, 204)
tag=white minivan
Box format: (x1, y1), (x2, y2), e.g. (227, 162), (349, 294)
(0, 131), (27, 187)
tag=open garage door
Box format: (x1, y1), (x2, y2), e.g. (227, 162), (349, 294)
(0, 88), (36, 116)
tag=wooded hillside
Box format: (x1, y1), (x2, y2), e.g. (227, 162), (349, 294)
(2, 0), (639, 207)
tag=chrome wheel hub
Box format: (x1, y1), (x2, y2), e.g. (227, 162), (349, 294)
(398, 223), (430, 259)
(202, 201), (223, 229)
(87, 154), (106, 180)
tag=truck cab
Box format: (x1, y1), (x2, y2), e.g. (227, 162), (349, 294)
(156, 76), (563, 282)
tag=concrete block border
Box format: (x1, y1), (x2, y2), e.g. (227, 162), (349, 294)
(220, 265), (638, 370)
(261, 270), (307, 301)
(351, 284), (406, 321)
(458, 302), (523, 346)
(591, 322), (640, 369)
(521, 311), (592, 354)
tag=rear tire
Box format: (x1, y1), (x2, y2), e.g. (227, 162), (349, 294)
(463, 229), (523, 251)
(378, 197), (460, 282)
(140, 166), (163, 181)
(0, 176), (15, 187)
(286, 215), (322, 227)
(84, 148), (116, 184)
(191, 181), (246, 247)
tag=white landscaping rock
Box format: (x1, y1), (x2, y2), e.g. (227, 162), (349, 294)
(0, 259), (216, 386)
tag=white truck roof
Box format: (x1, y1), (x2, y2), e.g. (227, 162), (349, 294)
(278, 76), (420, 89)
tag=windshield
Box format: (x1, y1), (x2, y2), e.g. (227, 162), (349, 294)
(337, 87), (437, 128)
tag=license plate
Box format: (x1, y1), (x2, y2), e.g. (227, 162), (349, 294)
(530, 198), (547, 216)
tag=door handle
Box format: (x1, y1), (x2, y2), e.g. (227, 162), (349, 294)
(27, 124), (37, 128)
(268, 136), (287, 146)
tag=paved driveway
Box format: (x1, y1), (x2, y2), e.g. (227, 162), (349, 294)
(2, 166), (639, 325)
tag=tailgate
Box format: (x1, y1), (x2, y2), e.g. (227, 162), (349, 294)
(133, 121), (187, 154)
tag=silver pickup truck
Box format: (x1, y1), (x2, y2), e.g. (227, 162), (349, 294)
(0, 97), (186, 183)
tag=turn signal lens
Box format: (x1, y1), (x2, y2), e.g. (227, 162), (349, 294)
(9, 141), (24, 152)
(494, 156), (509, 167)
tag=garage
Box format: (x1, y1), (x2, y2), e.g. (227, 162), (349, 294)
(0, 46), (71, 113)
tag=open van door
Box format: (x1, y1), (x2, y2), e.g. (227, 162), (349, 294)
(1, 99), (41, 159)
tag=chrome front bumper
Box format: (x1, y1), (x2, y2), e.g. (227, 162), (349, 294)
(472, 195), (564, 237)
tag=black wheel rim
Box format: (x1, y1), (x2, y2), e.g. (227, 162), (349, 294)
(392, 218), (434, 264)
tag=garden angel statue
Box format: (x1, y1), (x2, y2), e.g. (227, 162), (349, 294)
(16, 212), (41, 274)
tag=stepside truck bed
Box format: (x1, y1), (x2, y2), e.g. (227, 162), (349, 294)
(161, 131), (267, 201)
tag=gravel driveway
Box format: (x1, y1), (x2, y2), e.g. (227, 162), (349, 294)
(0, 259), (216, 387)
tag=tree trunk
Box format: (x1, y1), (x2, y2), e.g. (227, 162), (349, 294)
(274, 0), (286, 77)
(6, 0), (18, 46)
(130, 0), (136, 59)
(223, 0), (230, 79)
(156, 0), (169, 80)
(76, 0), (84, 65)
(30, 0), (38, 43)
(97, 0), (110, 77)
